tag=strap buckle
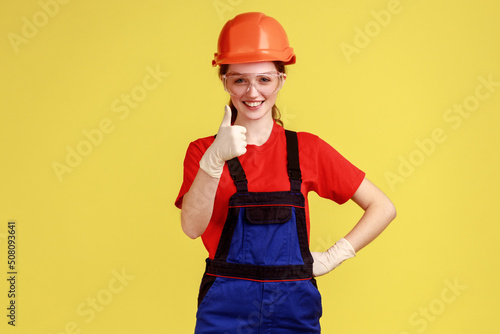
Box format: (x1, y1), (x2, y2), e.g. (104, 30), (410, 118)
(288, 168), (302, 181)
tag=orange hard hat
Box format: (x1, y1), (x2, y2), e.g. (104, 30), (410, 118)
(212, 12), (296, 67)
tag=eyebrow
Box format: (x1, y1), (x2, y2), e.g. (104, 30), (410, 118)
(225, 71), (278, 76)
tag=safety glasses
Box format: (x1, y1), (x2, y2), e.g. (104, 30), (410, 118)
(221, 71), (285, 96)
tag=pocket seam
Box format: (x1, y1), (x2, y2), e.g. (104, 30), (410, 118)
(198, 277), (221, 309)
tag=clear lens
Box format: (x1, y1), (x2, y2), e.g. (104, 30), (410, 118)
(222, 72), (284, 96)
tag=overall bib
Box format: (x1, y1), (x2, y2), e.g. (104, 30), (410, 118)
(195, 130), (322, 334)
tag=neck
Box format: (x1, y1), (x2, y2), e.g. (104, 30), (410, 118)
(235, 116), (274, 146)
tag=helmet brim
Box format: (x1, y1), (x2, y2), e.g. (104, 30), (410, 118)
(212, 49), (296, 67)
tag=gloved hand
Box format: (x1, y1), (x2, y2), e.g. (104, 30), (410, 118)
(311, 238), (356, 277)
(199, 105), (247, 178)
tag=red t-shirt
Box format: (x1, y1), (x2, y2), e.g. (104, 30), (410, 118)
(175, 122), (365, 259)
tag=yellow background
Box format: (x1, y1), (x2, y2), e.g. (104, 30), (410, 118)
(1, 0), (499, 333)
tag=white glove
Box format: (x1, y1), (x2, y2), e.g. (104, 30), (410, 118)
(199, 105), (247, 178)
(311, 238), (356, 277)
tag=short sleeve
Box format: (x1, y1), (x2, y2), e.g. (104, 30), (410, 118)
(300, 133), (365, 204)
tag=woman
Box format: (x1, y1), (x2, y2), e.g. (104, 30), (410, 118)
(175, 12), (396, 333)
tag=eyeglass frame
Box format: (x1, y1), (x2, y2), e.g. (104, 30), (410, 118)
(220, 71), (286, 96)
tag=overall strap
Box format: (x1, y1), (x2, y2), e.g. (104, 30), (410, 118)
(285, 130), (302, 192)
(226, 157), (248, 192)
(226, 129), (302, 192)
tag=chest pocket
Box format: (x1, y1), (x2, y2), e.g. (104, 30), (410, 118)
(245, 206), (292, 224)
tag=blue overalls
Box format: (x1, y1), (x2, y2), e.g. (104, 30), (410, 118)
(195, 130), (322, 334)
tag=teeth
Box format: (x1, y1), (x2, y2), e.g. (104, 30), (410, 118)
(244, 101), (263, 107)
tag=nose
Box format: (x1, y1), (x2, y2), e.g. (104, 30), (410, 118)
(245, 83), (260, 98)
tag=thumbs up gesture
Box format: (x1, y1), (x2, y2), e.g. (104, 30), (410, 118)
(199, 105), (247, 178)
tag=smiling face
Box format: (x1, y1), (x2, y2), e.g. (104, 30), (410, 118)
(225, 62), (285, 124)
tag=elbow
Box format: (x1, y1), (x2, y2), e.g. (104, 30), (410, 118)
(183, 227), (201, 240)
(368, 191), (397, 223)
(181, 212), (203, 240)
(386, 200), (397, 222)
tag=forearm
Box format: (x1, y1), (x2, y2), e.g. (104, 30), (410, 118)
(180, 105), (247, 239)
(311, 179), (396, 277)
(181, 168), (220, 239)
(344, 190), (396, 252)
